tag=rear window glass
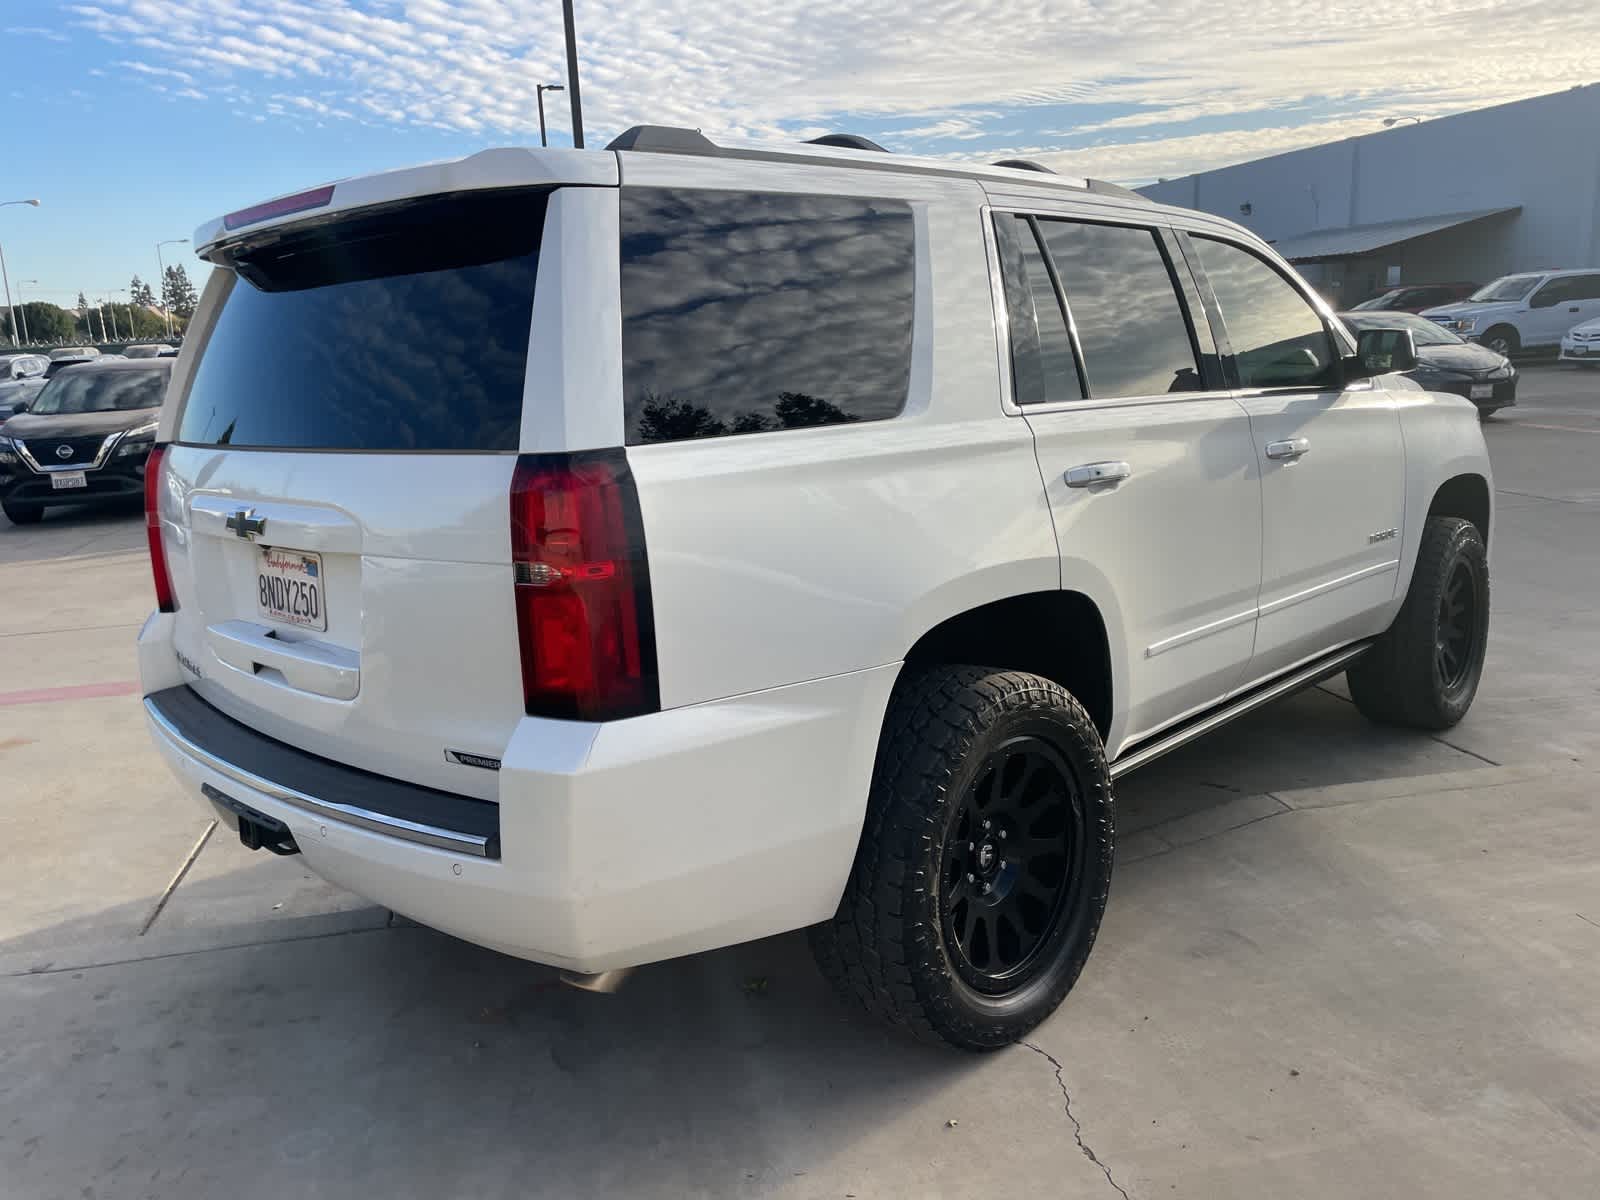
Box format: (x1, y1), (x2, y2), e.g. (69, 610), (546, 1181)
(177, 190), (546, 451)
(619, 188), (915, 444)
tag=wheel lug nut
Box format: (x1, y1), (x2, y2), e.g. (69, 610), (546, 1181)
(966, 873), (975, 883)
(982, 819), (991, 830)
(999, 829), (1007, 839)
(981, 882), (992, 894)
(967, 842), (975, 851)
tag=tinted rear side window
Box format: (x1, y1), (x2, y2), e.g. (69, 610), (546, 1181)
(620, 188), (914, 444)
(993, 215), (1084, 406)
(177, 190), (546, 451)
(1038, 220), (1202, 398)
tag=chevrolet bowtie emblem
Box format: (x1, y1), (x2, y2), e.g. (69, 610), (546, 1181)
(225, 508), (267, 540)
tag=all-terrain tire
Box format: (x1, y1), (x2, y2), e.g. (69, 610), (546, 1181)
(809, 666), (1114, 1051)
(1, 501), (43, 526)
(1347, 516), (1489, 730)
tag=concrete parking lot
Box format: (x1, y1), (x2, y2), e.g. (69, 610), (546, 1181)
(3, 366), (1598, 1198)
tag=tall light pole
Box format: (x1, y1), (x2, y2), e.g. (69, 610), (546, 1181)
(16, 279), (38, 345)
(155, 238), (187, 338)
(1382, 116), (1423, 127)
(562, 0), (584, 149)
(536, 83), (565, 147)
(103, 290), (126, 342)
(0, 198), (41, 348)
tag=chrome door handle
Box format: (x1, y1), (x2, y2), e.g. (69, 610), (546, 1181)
(1265, 437), (1310, 461)
(1065, 461), (1132, 488)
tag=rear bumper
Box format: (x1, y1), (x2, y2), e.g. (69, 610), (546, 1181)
(139, 612), (897, 972)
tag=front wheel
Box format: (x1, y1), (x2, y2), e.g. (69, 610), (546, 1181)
(1479, 326), (1519, 358)
(1347, 516), (1489, 730)
(1, 500), (43, 526)
(810, 666), (1114, 1050)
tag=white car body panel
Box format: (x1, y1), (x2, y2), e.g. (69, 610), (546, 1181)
(138, 139), (1496, 975)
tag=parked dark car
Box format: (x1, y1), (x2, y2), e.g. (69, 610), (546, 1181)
(1341, 311), (1515, 418)
(0, 359), (172, 525)
(1350, 282), (1477, 313)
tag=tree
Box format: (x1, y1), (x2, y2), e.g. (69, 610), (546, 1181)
(129, 275), (156, 308)
(162, 264), (198, 320)
(635, 393), (726, 442)
(2, 301), (76, 344)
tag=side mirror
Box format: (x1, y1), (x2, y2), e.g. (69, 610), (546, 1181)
(10, 401), (29, 415)
(1349, 327), (1418, 379)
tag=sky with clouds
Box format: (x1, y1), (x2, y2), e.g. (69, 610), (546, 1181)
(3, 0), (1595, 317)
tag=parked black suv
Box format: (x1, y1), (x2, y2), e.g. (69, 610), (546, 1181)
(0, 359), (172, 525)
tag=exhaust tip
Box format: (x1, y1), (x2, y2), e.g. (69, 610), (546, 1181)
(558, 967), (634, 995)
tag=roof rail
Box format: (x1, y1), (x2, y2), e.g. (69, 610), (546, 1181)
(805, 134), (889, 152)
(605, 126), (718, 154)
(1086, 178), (1142, 199)
(600, 123), (1146, 201)
(992, 158), (1055, 174)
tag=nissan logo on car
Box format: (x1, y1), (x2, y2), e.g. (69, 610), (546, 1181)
(55, 444), (73, 460)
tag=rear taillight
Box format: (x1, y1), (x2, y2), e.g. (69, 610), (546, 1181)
(510, 451), (658, 722)
(144, 444), (177, 613)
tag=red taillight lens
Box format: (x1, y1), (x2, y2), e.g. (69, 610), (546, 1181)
(144, 443), (177, 613)
(510, 452), (658, 721)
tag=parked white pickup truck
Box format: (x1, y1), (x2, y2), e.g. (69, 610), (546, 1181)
(138, 128), (1493, 1049)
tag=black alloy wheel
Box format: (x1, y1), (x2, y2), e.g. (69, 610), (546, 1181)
(1435, 559), (1480, 690)
(939, 736), (1085, 994)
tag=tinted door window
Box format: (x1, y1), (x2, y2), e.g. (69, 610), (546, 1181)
(1192, 237), (1339, 390)
(619, 189), (914, 444)
(1548, 274), (1600, 303)
(993, 215), (1084, 406)
(1038, 221), (1202, 398)
(178, 190), (545, 451)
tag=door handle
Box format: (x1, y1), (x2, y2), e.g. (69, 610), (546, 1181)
(1265, 437), (1310, 461)
(1570, 306), (1582, 313)
(1065, 461), (1132, 488)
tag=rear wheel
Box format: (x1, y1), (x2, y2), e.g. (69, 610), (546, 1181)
(1347, 516), (1489, 730)
(1, 500), (43, 526)
(810, 666), (1114, 1050)
(1479, 326), (1519, 358)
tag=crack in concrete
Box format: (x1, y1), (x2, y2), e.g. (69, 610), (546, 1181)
(1023, 1041), (1131, 1200)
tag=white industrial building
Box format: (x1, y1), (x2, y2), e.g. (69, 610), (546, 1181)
(1139, 85), (1600, 306)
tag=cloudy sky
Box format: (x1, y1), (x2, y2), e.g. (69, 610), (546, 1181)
(4, 0), (1594, 311)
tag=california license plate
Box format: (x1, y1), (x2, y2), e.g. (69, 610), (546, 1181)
(1470, 384), (1493, 400)
(257, 547), (326, 632)
(50, 471), (87, 490)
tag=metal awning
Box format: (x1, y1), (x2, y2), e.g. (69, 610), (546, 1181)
(1271, 207), (1520, 263)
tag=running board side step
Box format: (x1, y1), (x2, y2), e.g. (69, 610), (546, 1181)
(1108, 642), (1371, 779)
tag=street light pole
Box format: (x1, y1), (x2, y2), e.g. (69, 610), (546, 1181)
(155, 238), (187, 338)
(536, 83), (565, 147)
(16, 279), (37, 345)
(562, 0), (584, 149)
(1, 198), (41, 348)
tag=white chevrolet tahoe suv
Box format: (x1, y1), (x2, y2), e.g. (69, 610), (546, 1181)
(138, 128), (1493, 1049)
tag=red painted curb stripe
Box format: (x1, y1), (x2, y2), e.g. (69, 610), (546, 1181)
(0, 681), (140, 707)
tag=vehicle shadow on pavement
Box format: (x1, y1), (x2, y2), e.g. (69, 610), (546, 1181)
(0, 503), (144, 566)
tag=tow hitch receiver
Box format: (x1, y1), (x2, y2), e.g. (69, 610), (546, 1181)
(202, 782), (301, 856)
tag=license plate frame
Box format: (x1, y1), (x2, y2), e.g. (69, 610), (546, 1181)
(1469, 383), (1493, 401)
(1570, 345), (1588, 357)
(50, 471), (87, 490)
(256, 546), (327, 633)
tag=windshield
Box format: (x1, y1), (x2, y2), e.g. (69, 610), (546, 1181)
(1351, 290), (1406, 311)
(30, 366), (170, 415)
(1341, 312), (1463, 347)
(1470, 274), (1541, 302)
